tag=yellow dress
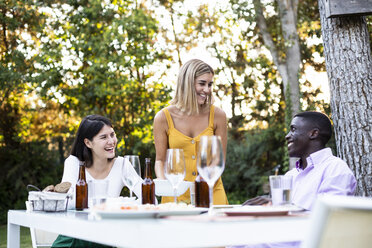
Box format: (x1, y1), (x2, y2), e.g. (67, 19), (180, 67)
(161, 105), (228, 205)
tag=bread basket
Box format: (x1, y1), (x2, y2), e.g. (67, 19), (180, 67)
(27, 184), (72, 212)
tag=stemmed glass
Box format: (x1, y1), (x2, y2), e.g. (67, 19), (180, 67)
(164, 149), (186, 203)
(122, 155), (141, 198)
(196, 136), (225, 214)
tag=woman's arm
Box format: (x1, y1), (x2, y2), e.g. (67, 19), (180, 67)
(153, 109), (169, 179)
(214, 106), (228, 160)
(61, 155), (80, 209)
(62, 155), (79, 185)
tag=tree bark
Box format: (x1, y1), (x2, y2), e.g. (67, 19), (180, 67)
(318, 0), (372, 196)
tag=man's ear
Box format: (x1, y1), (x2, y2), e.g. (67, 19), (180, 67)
(84, 138), (92, 148)
(309, 128), (319, 140)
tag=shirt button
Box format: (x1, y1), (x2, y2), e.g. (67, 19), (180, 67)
(192, 155), (195, 159)
(191, 139), (195, 144)
(192, 172), (196, 176)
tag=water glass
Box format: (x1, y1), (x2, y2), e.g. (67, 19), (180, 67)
(269, 175), (292, 206)
(88, 180), (109, 207)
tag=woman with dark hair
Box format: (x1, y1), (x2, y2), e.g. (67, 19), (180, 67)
(52, 115), (142, 248)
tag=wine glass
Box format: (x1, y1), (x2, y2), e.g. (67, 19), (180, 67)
(122, 155), (141, 198)
(164, 149), (186, 203)
(196, 136), (225, 213)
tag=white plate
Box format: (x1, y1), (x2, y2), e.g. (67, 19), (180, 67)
(212, 205), (241, 209)
(154, 179), (193, 196)
(221, 205), (304, 217)
(157, 208), (208, 217)
(93, 207), (208, 219)
(93, 209), (158, 219)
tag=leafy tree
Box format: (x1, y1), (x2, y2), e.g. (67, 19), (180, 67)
(0, 0), (172, 222)
(0, 0), (46, 148)
(34, 0), (171, 155)
(0, 0), (63, 223)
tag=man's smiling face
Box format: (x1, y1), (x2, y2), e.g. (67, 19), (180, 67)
(285, 116), (312, 158)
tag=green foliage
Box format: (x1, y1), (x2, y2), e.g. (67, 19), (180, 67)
(0, 0), (333, 222)
(0, 1), (171, 224)
(0, 141), (62, 223)
(34, 0), (172, 154)
(224, 120), (287, 203)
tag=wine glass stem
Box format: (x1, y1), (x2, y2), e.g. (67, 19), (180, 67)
(130, 189), (133, 198)
(208, 185), (213, 215)
(174, 188), (177, 203)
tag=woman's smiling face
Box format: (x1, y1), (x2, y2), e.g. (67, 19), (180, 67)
(194, 73), (213, 106)
(85, 124), (117, 160)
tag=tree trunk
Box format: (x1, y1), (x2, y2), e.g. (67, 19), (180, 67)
(318, 0), (372, 196)
(253, 0), (302, 169)
(253, 0), (301, 119)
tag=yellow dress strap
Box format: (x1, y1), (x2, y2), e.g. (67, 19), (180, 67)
(208, 105), (215, 128)
(163, 108), (174, 129)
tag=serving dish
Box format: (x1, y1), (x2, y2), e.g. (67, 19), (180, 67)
(153, 179), (193, 196)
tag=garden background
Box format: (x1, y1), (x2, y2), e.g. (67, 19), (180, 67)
(1, 0), (371, 226)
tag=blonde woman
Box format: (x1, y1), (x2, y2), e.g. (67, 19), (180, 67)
(153, 59), (228, 204)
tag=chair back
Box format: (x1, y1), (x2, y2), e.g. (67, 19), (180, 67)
(301, 195), (372, 248)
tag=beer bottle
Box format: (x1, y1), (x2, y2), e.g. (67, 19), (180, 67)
(76, 161), (88, 210)
(195, 175), (210, 208)
(142, 158), (155, 204)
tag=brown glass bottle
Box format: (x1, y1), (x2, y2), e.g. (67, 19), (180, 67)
(76, 162), (88, 210)
(142, 158), (155, 204)
(195, 175), (210, 208)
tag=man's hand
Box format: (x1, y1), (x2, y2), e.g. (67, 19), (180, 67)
(242, 195), (271, 206)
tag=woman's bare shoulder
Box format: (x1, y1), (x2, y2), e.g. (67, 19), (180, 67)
(213, 106), (227, 119)
(154, 108), (167, 123)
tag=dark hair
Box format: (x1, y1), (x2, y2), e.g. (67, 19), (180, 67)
(294, 111), (332, 146)
(71, 115), (113, 168)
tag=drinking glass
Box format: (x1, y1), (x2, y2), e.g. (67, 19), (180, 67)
(269, 175), (292, 205)
(122, 155), (141, 198)
(164, 149), (186, 203)
(196, 136), (225, 213)
(88, 180), (108, 208)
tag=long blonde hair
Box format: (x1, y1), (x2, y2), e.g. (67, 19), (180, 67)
(170, 59), (214, 115)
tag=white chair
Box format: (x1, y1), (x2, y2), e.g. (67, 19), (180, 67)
(301, 195), (372, 248)
(26, 201), (59, 248)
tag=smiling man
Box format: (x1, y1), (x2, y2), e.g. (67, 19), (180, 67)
(232, 112), (357, 248)
(285, 111), (357, 210)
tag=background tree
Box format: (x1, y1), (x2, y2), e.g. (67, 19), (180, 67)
(0, 0), (63, 223)
(0, 0), (347, 223)
(251, 0), (301, 120)
(318, 0), (372, 196)
(35, 0), (171, 157)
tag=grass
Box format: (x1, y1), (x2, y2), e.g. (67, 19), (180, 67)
(0, 224), (33, 248)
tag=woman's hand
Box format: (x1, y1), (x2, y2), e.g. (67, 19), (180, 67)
(154, 160), (165, 179)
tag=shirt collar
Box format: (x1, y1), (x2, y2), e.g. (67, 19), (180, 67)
(296, 148), (333, 170)
(295, 160), (302, 170)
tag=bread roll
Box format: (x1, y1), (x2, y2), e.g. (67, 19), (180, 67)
(54, 182), (71, 193)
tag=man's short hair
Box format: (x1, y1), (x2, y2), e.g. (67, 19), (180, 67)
(294, 111), (333, 146)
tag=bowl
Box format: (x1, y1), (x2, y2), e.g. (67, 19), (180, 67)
(153, 179), (193, 196)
